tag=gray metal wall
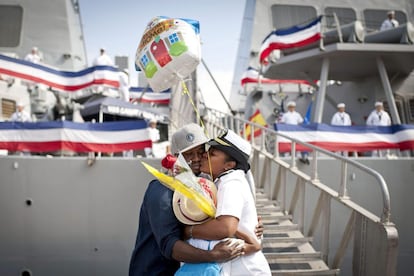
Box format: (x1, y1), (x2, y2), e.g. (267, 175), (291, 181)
(0, 156), (413, 275)
(0, 156), (159, 276)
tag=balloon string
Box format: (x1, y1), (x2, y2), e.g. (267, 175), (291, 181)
(180, 79), (213, 180)
(207, 150), (213, 181)
(181, 80), (209, 137)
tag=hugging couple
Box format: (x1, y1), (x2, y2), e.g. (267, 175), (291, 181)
(129, 123), (271, 276)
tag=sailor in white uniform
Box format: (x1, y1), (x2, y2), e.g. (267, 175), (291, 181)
(119, 69), (130, 102)
(366, 101), (392, 157)
(92, 47), (114, 95)
(331, 103), (352, 156)
(93, 47), (114, 66)
(331, 103), (352, 126)
(380, 10), (399, 31)
(280, 101), (309, 164)
(280, 101), (303, 125)
(144, 119), (161, 157)
(366, 102), (391, 126)
(10, 102), (32, 122)
(24, 47), (42, 64)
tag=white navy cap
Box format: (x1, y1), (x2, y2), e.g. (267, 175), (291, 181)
(337, 103), (345, 108)
(208, 129), (251, 172)
(375, 101), (383, 107)
(171, 123), (209, 155)
(287, 101), (296, 107)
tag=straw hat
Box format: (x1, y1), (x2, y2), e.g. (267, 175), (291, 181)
(172, 177), (217, 225)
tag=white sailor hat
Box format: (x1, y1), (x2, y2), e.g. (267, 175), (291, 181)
(337, 103), (345, 108)
(207, 129), (251, 172)
(375, 101), (383, 107)
(287, 101), (296, 107)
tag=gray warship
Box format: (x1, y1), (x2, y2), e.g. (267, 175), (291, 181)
(0, 0), (413, 275)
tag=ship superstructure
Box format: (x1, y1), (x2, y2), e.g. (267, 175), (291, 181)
(230, 0), (414, 129)
(0, 1), (413, 275)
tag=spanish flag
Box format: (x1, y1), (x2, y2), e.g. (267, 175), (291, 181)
(242, 109), (268, 140)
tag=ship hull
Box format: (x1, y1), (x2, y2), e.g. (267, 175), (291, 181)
(0, 156), (413, 275)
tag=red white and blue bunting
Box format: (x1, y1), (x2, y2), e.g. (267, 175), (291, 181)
(0, 120), (150, 153)
(275, 123), (414, 152)
(0, 54), (120, 92)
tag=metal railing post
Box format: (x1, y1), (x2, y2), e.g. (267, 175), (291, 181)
(339, 160), (349, 198)
(291, 142), (297, 168)
(321, 194), (331, 263)
(333, 12), (343, 42)
(311, 150), (319, 181)
(274, 135), (280, 158)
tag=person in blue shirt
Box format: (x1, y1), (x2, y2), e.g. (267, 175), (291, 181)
(129, 124), (245, 276)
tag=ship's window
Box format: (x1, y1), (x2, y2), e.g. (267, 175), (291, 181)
(408, 98), (414, 121)
(363, 9), (407, 32)
(271, 5), (317, 29)
(0, 5), (23, 47)
(1, 98), (16, 119)
(71, 0), (80, 13)
(324, 7), (356, 29)
(383, 100), (404, 123)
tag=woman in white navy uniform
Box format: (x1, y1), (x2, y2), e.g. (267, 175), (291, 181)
(183, 129), (271, 276)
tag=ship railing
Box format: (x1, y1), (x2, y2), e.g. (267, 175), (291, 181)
(204, 108), (398, 276)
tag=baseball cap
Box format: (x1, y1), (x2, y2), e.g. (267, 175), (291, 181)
(170, 123), (209, 155)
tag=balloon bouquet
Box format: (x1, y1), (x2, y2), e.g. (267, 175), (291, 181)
(137, 16), (216, 220)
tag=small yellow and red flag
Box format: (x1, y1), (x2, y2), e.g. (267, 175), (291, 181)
(241, 109), (268, 141)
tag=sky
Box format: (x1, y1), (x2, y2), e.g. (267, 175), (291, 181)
(79, 0), (246, 111)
